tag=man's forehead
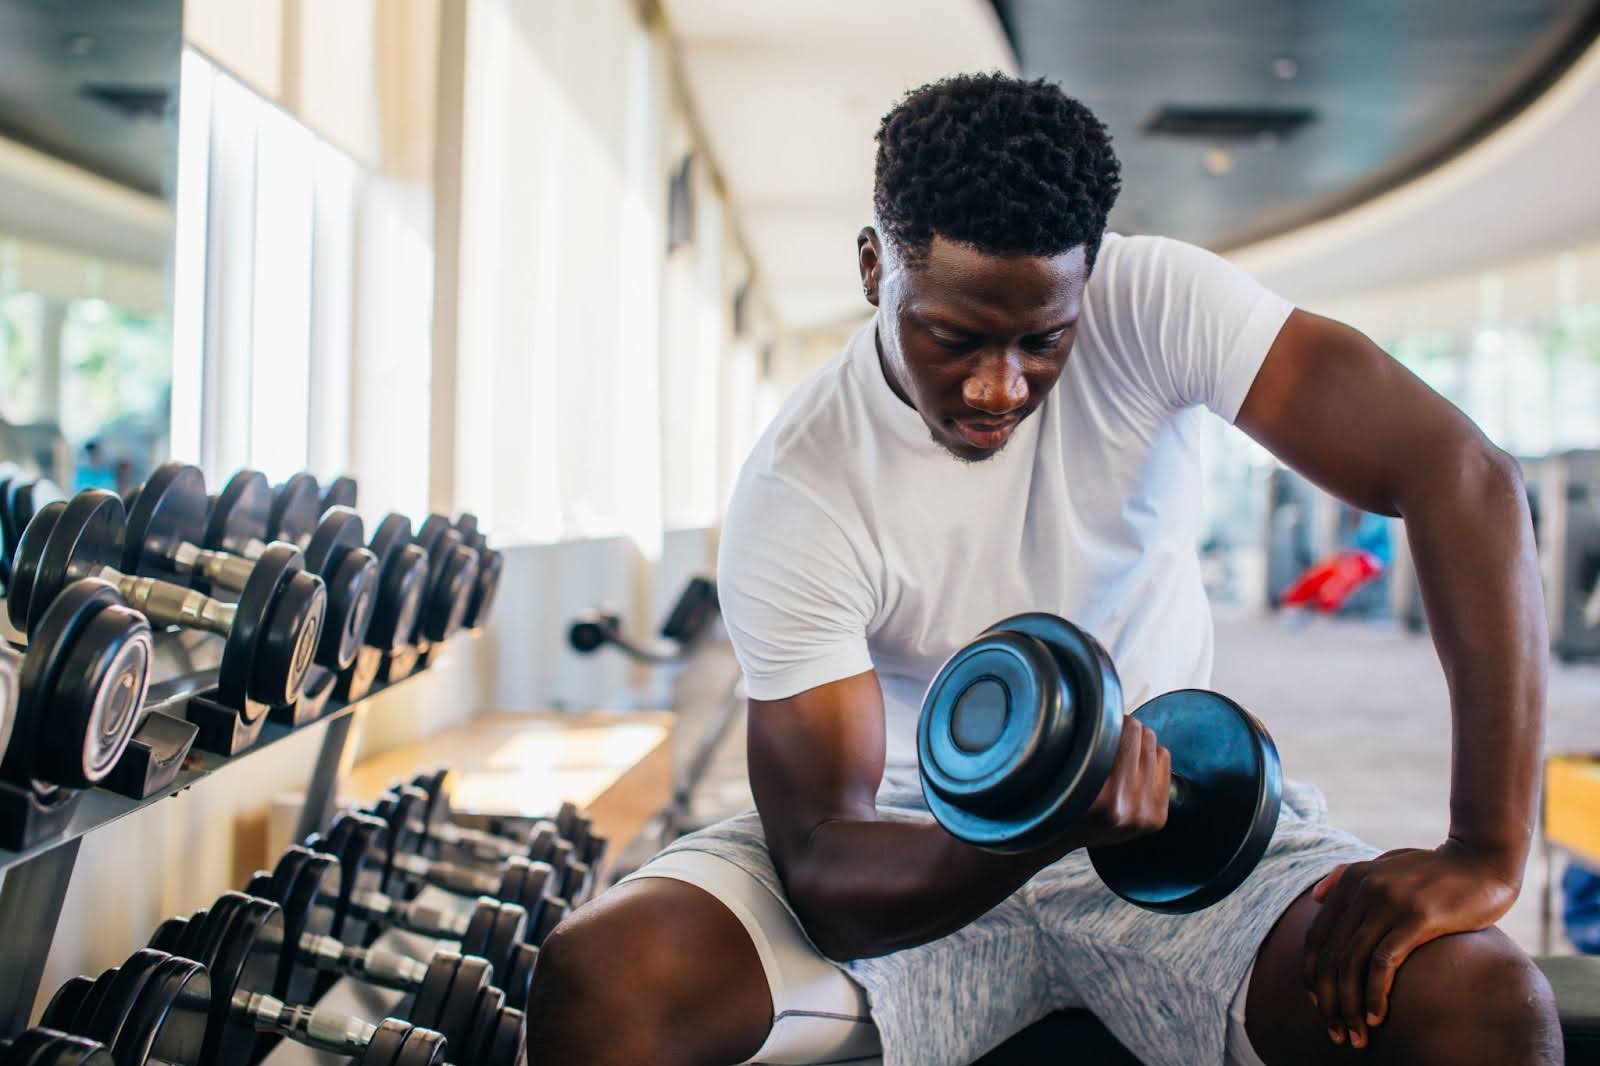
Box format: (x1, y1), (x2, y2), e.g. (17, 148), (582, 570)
(902, 235), (1088, 326)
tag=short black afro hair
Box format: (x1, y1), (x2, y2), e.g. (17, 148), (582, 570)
(873, 73), (1121, 267)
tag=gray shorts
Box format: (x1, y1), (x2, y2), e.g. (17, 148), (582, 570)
(625, 779), (1377, 1066)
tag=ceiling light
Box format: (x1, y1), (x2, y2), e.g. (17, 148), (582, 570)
(1203, 148), (1233, 176)
(1272, 56), (1298, 80)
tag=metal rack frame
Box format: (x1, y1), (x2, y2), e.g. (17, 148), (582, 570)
(0, 622), (424, 1036)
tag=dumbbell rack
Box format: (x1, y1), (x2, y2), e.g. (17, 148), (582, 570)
(0, 609), (433, 1041)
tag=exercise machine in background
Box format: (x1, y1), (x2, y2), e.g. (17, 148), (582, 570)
(567, 577), (748, 861)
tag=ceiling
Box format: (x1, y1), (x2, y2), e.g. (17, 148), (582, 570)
(992, 0), (1600, 252)
(660, 0), (1016, 330)
(0, 0), (183, 198)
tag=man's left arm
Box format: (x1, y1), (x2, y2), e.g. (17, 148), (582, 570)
(1236, 308), (1546, 1046)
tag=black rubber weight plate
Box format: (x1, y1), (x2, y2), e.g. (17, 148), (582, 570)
(434, 954), (492, 1055)
(113, 954), (210, 1066)
(485, 903), (528, 977)
(7, 499), (65, 632)
(269, 473), (322, 547)
(218, 544), (300, 707)
(320, 476), (358, 514)
(31, 491), (125, 634)
(500, 944), (538, 1012)
(369, 514), (413, 566)
(252, 569), (327, 706)
(303, 508), (365, 575)
(202, 470), (271, 555)
(322, 549), (377, 670)
(359, 1017), (411, 1066)
(36, 591), (151, 788)
(122, 463), (207, 578)
(408, 952), (461, 1034)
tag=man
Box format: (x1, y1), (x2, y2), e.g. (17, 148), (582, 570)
(530, 74), (1558, 1066)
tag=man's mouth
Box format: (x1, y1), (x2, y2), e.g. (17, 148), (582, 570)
(952, 416), (1019, 450)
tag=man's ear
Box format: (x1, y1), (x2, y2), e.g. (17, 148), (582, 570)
(858, 227), (883, 306)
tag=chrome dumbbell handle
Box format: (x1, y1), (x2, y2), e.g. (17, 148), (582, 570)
(108, 568), (237, 636)
(237, 990), (377, 1056)
(298, 932), (430, 992)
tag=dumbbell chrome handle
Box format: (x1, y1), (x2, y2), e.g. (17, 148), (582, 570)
(108, 569), (237, 635)
(172, 542), (258, 593)
(237, 990), (377, 1055)
(392, 851), (500, 896)
(299, 932), (429, 991)
(346, 888), (470, 939)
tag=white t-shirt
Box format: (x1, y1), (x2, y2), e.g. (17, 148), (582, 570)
(718, 233), (1295, 792)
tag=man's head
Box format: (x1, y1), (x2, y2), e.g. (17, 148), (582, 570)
(860, 74), (1121, 461)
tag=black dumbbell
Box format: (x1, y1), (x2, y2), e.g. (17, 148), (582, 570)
(42, 943), (466, 1066)
(320, 475), (359, 513)
(247, 844), (537, 1009)
(368, 784), (593, 908)
(0, 579), (152, 791)
(125, 465), (378, 675)
(409, 769), (606, 896)
(131, 894), (522, 1065)
(1, 475), (65, 579)
(918, 612), (1282, 913)
(332, 803), (572, 944)
(0, 1028), (116, 1065)
(9, 492), (326, 710)
(410, 515), (480, 645)
(308, 817), (544, 970)
(449, 514), (502, 630)
(368, 515), (464, 651)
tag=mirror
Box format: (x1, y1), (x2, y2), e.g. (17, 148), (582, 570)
(0, 0), (183, 498)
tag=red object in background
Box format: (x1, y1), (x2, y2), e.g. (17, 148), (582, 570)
(1280, 550), (1384, 613)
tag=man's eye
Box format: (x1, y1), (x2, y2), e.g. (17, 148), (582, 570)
(1024, 332), (1066, 351)
(932, 333), (974, 352)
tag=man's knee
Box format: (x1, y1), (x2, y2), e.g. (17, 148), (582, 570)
(1383, 930), (1561, 1064)
(527, 878), (773, 1066)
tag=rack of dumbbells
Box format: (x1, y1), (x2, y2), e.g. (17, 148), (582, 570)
(0, 461), (621, 1065)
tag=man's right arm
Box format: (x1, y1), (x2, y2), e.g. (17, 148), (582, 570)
(750, 669), (1172, 962)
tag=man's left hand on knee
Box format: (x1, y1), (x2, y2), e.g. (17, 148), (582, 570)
(1300, 841), (1522, 1049)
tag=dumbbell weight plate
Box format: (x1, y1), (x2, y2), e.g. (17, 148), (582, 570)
(7, 499), (64, 633)
(498, 944), (537, 1013)
(465, 984), (506, 1064)
(409, 952), (491, 1059)
(28, 491), (125, 635)
(122, 463), (207, 579)
(250, 568), (327, 708)
(483, 1006), (527, 1066)
(273, 847), (342, 1001)
(321, 476), (359, 514)
(3, 1029), (115, 1066)
(320, 549), (379, 672)
(393, 1027), (448, 1066)
(369, 515), (414, 566)
(40, 976), (97, 1035)
(13, 479), (64, 552)
(110, 954), (209, 1066)
(318, 813), (388, 939)
(74, 949), (167, 1052)
(202, 471), (272, 558)
(358, 1017), (412, 1066)
(917, 612), (1123, 853)
(193, 894), (286, 1064)
(464, 549), (503, 629)
(6, 579), (151, 790)
(30, 583), (152, 788)
(484, 903), (529, 982)
(1088, 689), (1282, 914)
(220, 544), (323, 709)
(269, 474), (322, 547)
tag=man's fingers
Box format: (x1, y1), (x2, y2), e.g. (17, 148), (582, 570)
(1312, 864), (1348, 903)
(1365, 921), (1431, 1028)
(1313, 875), (1372, 1042)
(1334, 902), (1394, 1049)
(1302, 862), (1363, 990)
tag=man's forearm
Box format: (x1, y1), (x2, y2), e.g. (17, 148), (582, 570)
(781, 815), (1072, 961)
(1404, 443), (1545, 880)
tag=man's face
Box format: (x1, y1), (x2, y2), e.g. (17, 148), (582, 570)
(861, 231), (1089, 462)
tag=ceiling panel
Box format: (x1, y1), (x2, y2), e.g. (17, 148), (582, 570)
(992, 0), (1600, 250)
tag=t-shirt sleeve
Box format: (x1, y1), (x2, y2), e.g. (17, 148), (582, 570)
(1100, 235), (1295, 423)
(716, 470), (876, 701)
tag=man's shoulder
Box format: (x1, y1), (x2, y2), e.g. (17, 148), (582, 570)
(741, 338), (868, 491)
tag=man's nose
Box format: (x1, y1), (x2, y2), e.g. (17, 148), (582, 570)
(963, 353), (1027, 415)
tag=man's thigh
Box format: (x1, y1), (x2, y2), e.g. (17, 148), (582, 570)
(1026, 780), (1378, 1066)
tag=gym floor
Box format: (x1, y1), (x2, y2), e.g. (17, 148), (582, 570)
(668, 608), (1600, 955)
